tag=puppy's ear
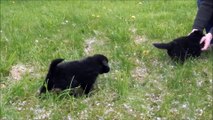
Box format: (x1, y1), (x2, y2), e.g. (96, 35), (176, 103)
(102, 60), (108, 67)
(153, 43), (172, 50)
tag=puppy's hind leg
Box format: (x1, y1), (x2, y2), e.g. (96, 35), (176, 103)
(39, 78), (53, 95)
(39, 85), (47, 95)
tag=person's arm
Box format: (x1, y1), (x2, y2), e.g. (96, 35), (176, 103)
(193, 0), (213, 33)
(192, 0), (213, 50)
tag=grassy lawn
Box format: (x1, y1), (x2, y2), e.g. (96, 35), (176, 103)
(0, 0), (212, 119)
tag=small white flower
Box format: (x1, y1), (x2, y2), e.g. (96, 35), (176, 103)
(209, 79), (212, 84)
(67, 114), (72, 120)
(61, 20), (69, 25)
(156, 117), (161, 120)
(95, 102), (100, 106)
(72, 23), (76, 27)
(196, 109), (203, 116)
(196, 80), (203, 87)
(17, 107), (22, 111)
(5, 37), (9, 41)
(182, 104), (187, 109)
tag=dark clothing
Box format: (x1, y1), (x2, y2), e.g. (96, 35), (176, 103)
(193, 0), (213, 35)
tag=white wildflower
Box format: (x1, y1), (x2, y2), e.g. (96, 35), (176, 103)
(35, 40), (39, 43)
(156, 117), (162, 120)
(196, 80), (203, 87)
(67, 114), (72, 120)
(182, 104), (188, 109)
(196, 109), (203, 116)
(61, 20), (69, 25)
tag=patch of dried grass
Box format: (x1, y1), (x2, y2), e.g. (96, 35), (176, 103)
(131, 60), (149, 84)
(8, 64), (36, 81)
(129, 26), (147, 44)
(84, 37), (106, 55)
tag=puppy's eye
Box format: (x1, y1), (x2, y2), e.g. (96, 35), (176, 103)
(102, 60), (108, 66)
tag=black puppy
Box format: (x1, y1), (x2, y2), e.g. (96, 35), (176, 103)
(153, 31), (204, 62)
(39, 54), (110, 95)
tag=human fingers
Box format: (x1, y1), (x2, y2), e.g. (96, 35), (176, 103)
(201, 39), (211, 51)
(201, 33), (213, 50)
(200, 36), (205, 44)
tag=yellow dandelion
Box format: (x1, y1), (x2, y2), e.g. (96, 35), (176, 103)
(143, 50), (149, 55)
(131, 16), (136, 19)
(92, 14), (95, 17)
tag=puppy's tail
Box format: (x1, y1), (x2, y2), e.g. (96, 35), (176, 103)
(47, 58), (64, 78)
(39, 58), (64, 95)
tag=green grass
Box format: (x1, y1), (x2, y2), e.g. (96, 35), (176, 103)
(1, 0), (212, 120)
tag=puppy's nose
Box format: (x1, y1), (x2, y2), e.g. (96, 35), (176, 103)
(102, 67), (110, 73)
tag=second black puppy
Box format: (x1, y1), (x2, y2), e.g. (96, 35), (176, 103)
(153, 31), (204, 63)
(39, 54), (110, 95)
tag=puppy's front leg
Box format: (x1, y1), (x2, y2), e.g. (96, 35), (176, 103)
(81, 83), (93, 95)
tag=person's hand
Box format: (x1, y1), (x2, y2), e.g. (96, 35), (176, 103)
(200, 33), (213, 51)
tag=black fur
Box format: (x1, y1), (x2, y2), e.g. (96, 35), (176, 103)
(39, 58), (64, 94)
(153, 31), (204, 62)
(39, 54), (110, 95)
